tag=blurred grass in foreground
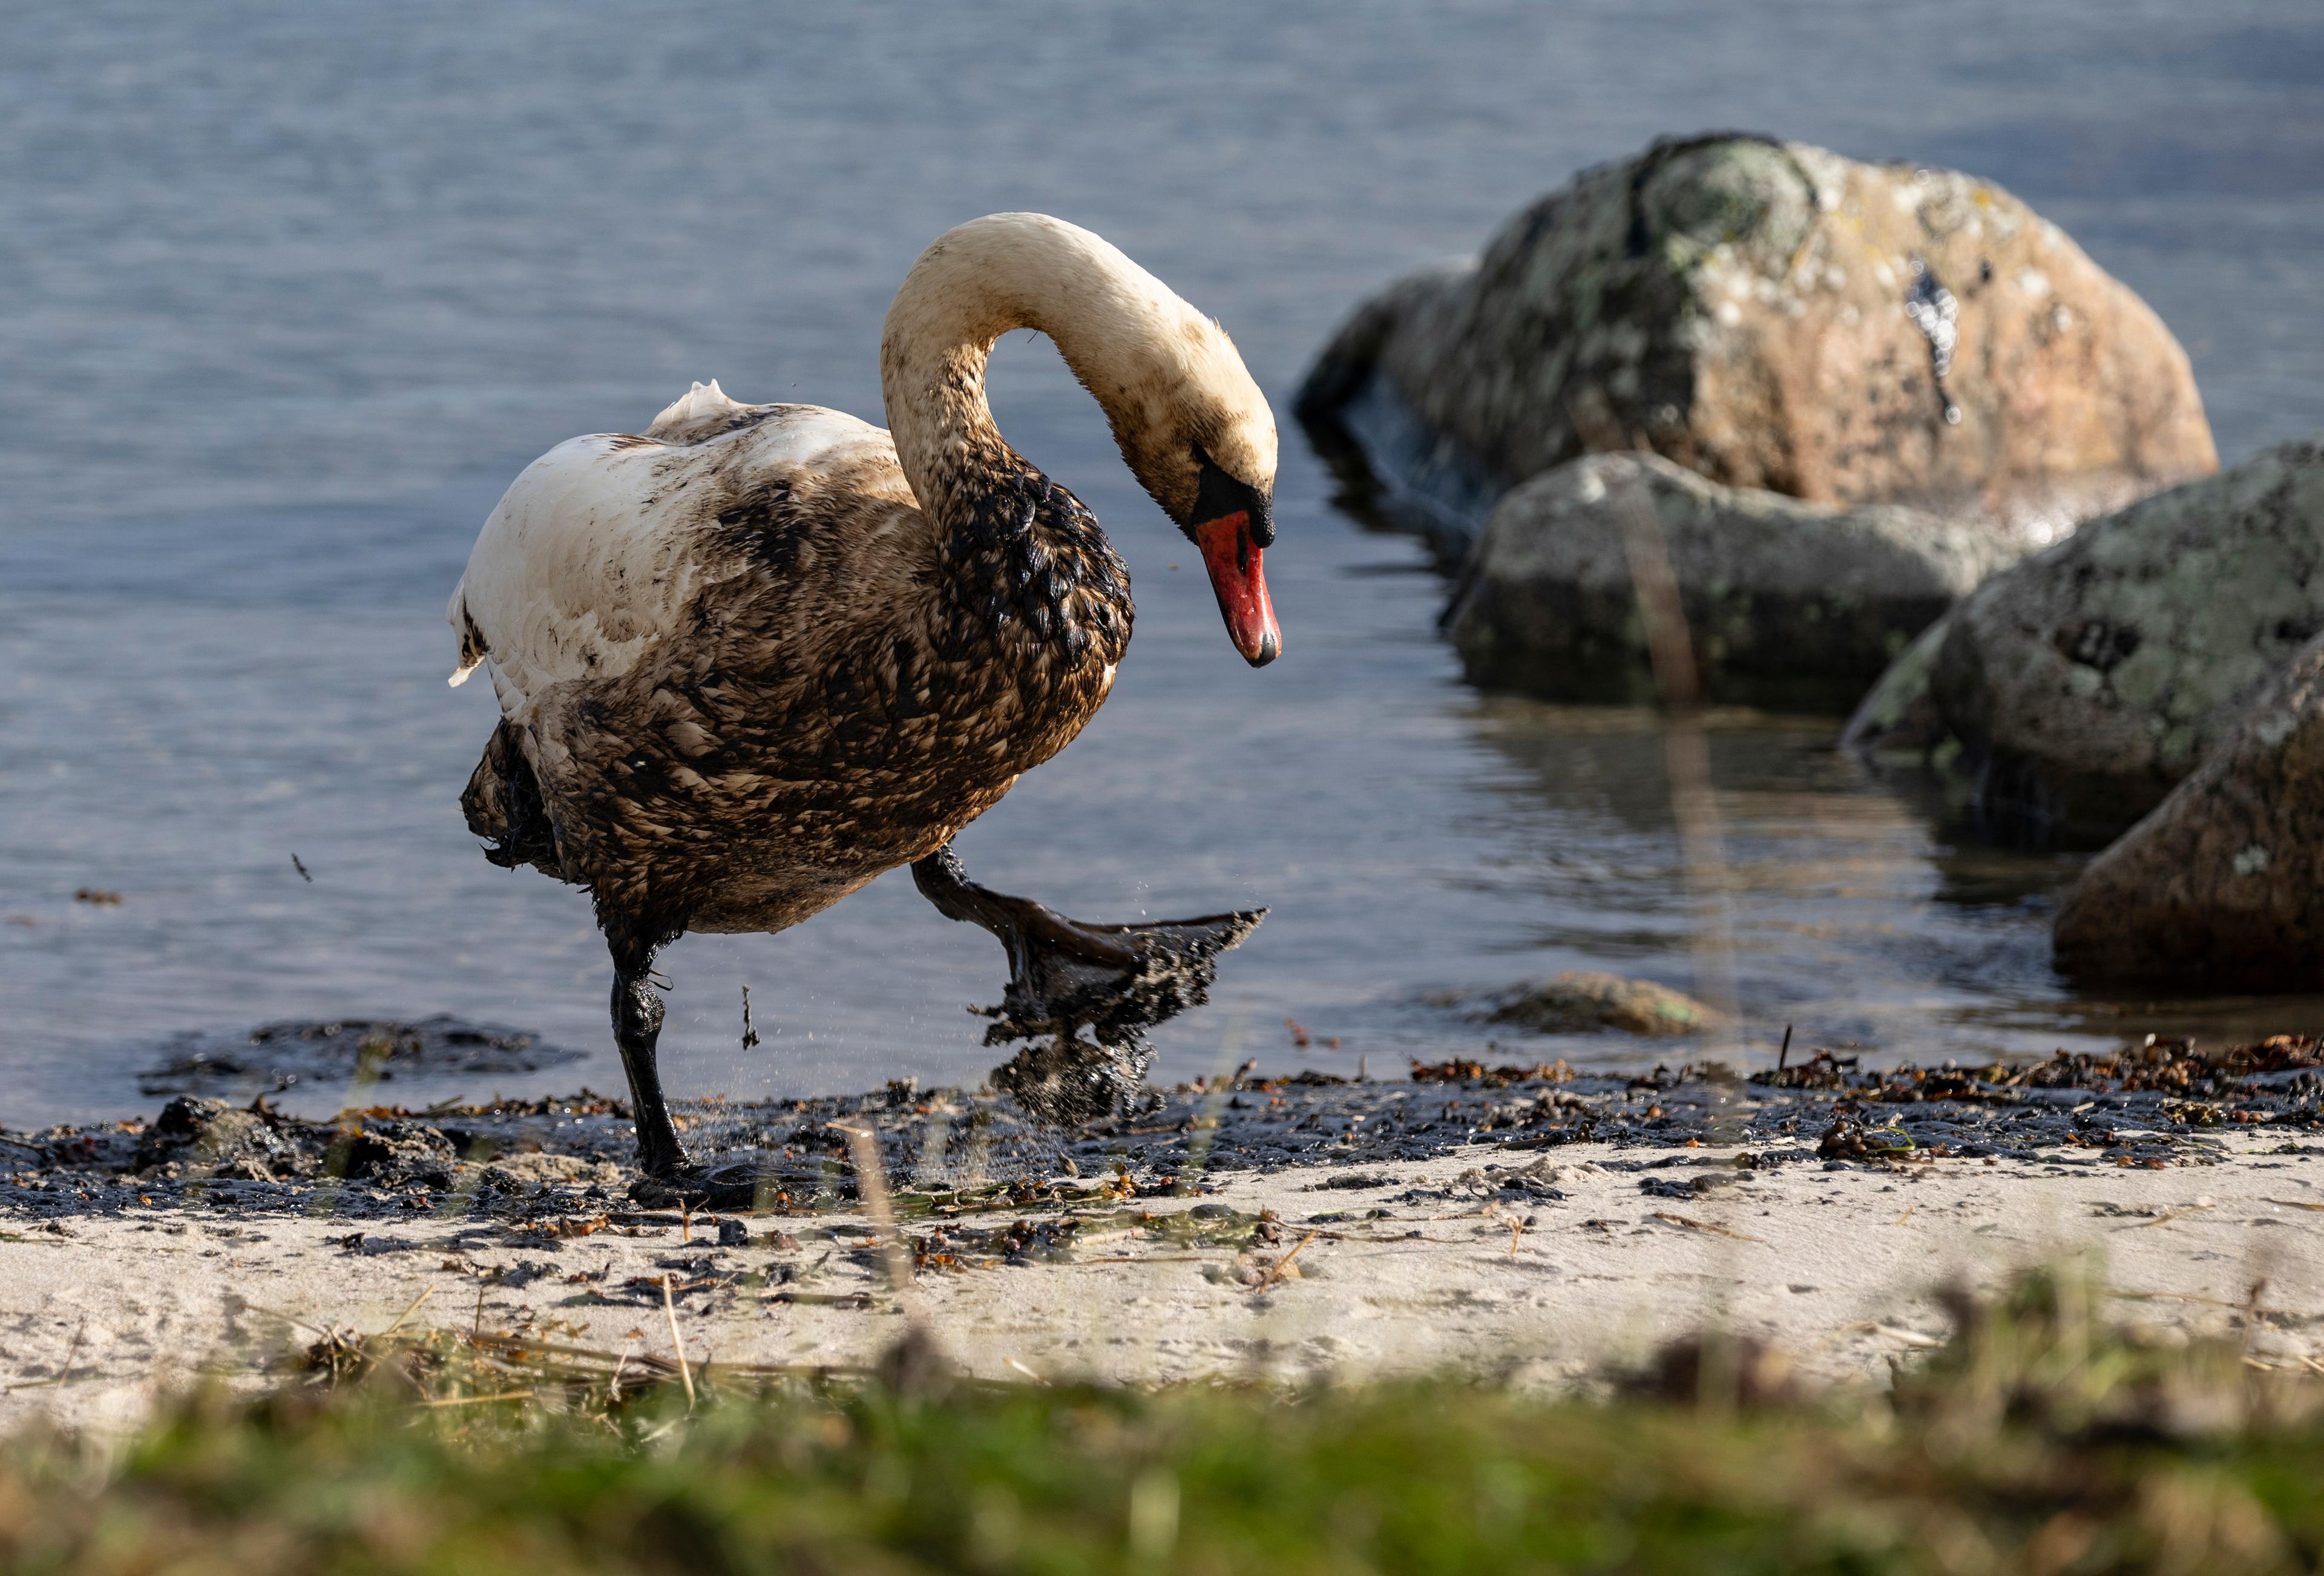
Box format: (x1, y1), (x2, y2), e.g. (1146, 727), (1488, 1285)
(3, 1266), (2322, 1574)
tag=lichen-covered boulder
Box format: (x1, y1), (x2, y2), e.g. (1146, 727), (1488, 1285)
(1445, 451), (2020, 702)
(1299, 133), (2216, 554)
(2054, 633), (2324, 990)
(1926, 435), (2324, 842)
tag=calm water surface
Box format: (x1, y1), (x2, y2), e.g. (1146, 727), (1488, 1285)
(4, 1), (2322, 1125)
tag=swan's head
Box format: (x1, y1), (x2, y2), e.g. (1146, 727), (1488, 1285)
(1109, 315), (1282, 668)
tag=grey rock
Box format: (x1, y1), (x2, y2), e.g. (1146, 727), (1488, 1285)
(1925, 435), (2324, 842)
(2055, 632), (2324, 990)
(1446, 451), (2020, 703)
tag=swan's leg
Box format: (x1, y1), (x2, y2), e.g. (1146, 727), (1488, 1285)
(911, 842), (1264, 1121)
(606, 921), (686, 1178)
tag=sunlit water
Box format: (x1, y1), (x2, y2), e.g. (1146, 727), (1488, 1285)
(4, 1), (2322, 1126)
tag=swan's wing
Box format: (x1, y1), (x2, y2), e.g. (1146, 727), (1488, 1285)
(445, 395), (905, 720)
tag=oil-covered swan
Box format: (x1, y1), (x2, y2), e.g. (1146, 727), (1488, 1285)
(445, 214), (1282, 1196)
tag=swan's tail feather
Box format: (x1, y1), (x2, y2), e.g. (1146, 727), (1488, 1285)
(646, 379), (750, 441)
(447, 588), (487, 687)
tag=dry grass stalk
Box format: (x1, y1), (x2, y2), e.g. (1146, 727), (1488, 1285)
(661, 1274), (695, 1410)
(1564, 401), (1744, 1072)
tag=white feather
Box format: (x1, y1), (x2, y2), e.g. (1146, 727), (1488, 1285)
(446, 399), (890, 718)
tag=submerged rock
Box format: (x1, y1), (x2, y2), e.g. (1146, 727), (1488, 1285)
(1299, 133), (2214, 559)
(2055, 634), (2324, 990)
(1445, 451), (2020, 703)
(1909, 435), (2324, 843)
(1485, 971), (1721, 1037)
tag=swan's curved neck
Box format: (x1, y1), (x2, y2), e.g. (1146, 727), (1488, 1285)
(879, 214), (1197, 530)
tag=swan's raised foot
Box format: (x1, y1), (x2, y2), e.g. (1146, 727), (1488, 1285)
(976, 907), (1265, 1052)
(910, 842), (1265, 1125)
(978, 907), (1264, 1126)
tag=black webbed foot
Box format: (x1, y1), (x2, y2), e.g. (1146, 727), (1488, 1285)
(627, 1161), (766, 1210)
(974, 905), (1262, 1051)
(912, 845), (1264, 1125)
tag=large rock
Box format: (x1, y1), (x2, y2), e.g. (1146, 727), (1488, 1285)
(2054, 634), (2324, 990)
(1299, 133), (2216, 557)
(1445, 451), (2021, 703)
(1903, 436), (2324, 842)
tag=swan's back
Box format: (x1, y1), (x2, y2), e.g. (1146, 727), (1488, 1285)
(447, 388), (921, 722)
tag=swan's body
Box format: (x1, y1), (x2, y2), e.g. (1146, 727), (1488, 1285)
(448, 214), (1282, 1183)
(449, 390), (1128, 933)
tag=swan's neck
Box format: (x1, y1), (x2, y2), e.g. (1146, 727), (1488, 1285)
(879, 214), (1202, 532)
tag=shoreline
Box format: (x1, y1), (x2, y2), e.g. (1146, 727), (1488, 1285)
(6, 1041), (2323, 1431)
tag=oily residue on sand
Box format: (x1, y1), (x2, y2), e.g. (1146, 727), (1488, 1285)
(7, 1037), (2320, 1239)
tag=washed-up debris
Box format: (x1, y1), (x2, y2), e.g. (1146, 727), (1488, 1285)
(137, 1016), (582, 1097)
(4, 1035), (2320, 1230)
(910, 1216), (1082, 1272)
(1410, 1059), (1574, 1087)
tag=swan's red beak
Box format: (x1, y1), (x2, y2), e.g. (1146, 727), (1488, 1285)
(1194, 512), (1281, 667)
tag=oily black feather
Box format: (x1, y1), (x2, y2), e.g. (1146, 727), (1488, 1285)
(461, 719), (562, 877)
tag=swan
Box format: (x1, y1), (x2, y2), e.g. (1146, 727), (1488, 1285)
(446, 213), (1283, 1195)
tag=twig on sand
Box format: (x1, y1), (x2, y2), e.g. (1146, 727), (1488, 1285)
(829, 1123), (924, 1312)
(1253, 1229), (1320, 1292)
(2120, 1202), (2216, 1231)
(242, 1304), (328, 1337)
(44, 1317), (88, 1391)
(1648, 1211), (1763, 1243)
(2267, 1198), (2324, 1212)
(381, 1286), (435, 1338)
(661, 1274), (695, 1410)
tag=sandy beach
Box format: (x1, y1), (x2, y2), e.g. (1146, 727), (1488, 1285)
(8, 1127), (2322, 1434)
